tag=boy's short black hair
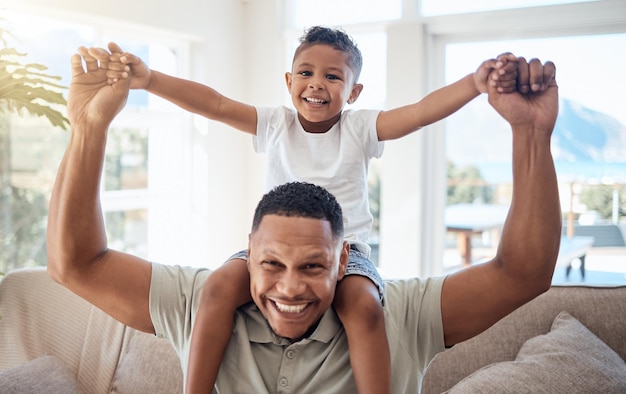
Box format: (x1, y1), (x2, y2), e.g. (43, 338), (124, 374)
(293, 25), (363, 83)
(251, 182), (344, 241)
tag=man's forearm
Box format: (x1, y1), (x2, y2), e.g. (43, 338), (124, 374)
(47, 126), (108, 279)
(497, 126), (561, 290)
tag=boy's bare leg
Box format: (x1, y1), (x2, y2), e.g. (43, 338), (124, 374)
(334, 275), (391, 394)
(186, 258), (251, 394)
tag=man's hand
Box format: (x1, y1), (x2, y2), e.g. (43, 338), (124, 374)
(68, 46), (131, 131)
(487, 57), (558, 133)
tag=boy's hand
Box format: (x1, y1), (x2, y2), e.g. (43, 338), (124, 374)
(92, 42), (152, 90)
(474, 53), (518, 94)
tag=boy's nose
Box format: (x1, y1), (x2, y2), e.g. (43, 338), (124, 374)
(308, 77), (325, 90)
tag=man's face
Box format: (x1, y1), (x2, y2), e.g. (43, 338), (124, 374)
(285, 44), (363, 133)
(247, 214), (348, 341)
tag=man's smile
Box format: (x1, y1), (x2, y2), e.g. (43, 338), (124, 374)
(271, 299), (310, 314)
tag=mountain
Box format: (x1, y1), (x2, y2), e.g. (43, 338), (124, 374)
(552, 99), (626, 163)
(446, 97), (626, 183)
(446, 98), (626, 165)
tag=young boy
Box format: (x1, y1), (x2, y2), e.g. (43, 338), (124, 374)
(103, 26), (518, 394)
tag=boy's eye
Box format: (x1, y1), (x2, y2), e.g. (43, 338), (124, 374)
(298, 71), (312, 77)
(326, 74), (340, 81)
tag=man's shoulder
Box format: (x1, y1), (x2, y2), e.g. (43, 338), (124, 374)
(150, 263), (211, 300)
(383, 276), (446, 306)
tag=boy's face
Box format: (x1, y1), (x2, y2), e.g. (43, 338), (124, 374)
(286, 44), (363, 133)
(247, 214), (348, 341)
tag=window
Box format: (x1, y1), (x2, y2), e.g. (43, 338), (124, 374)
(440, 10), (626, 276)
(287, 0), (401, 27)
(421, 0), (597, 16)
(0, 9), (190, 273)
(445, 34), (626, 187)
(285, 0), (626, 279)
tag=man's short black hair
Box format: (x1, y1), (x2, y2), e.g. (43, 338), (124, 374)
(293, 25), (363, 83)
(252, 182), (344, 241)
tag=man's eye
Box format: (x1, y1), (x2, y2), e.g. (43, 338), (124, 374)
(261, 260), (285, 271)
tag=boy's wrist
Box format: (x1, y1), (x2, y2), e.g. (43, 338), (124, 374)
(468, 72), (483, 95)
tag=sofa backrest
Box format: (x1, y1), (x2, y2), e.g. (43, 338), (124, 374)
(0, 267), (183, 393)
(422, 284), (626, 394)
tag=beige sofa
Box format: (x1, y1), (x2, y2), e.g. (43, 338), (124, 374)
(0, 268), (183, 394)
(1, 267), (625, 393)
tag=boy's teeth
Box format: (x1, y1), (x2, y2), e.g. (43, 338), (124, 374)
(275, 301), (307, 313)
(305, 97), (326, 104)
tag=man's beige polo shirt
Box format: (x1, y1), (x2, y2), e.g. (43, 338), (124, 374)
(150, 263), (445, 393)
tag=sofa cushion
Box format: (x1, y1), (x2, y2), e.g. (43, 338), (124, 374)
(0, 268), (126, 392)
(0, 355), (85, 394)
(110, 328), (183, 393)
(446, 311), (626, 393)
(421, 286), (626, 394)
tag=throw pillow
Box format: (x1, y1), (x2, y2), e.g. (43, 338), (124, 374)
(0, 355), (85, 394)
(445, 311), (626, 393)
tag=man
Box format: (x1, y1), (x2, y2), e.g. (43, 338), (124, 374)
(47, 45), (560, 392)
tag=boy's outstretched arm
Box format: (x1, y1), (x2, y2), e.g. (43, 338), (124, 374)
(101, 42), (258, 135)
(376, 53), (518, 141)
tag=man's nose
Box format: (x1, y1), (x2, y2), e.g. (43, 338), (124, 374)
(276, 271), (306, 297)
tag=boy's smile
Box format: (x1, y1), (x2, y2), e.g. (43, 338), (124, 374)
(285, 44), (363, 133)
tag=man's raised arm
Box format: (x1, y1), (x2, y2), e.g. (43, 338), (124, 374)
(47, 45), (155, 333)
(441, 57), (561, 347)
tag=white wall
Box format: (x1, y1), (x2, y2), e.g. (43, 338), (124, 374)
(378, 22), (446, 278)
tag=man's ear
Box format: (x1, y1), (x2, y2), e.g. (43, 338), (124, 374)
(285, 72), (293, 91)
(347, 83), (363, 104)
(337, 241), (350, 280)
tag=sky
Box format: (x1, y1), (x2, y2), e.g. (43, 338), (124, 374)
(446, 34), (626, 127)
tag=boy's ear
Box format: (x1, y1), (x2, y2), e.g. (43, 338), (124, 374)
(347, 83), (363, 104)
(285, 72), (293, 91)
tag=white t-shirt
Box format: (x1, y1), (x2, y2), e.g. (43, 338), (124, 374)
(254, 107), (384, 255)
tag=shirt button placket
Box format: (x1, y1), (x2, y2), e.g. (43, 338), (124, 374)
(276, 346), (297, 393)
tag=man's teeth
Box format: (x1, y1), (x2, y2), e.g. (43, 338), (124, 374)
(305, 97), (326, 104)
(275, 301), (307, 313)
